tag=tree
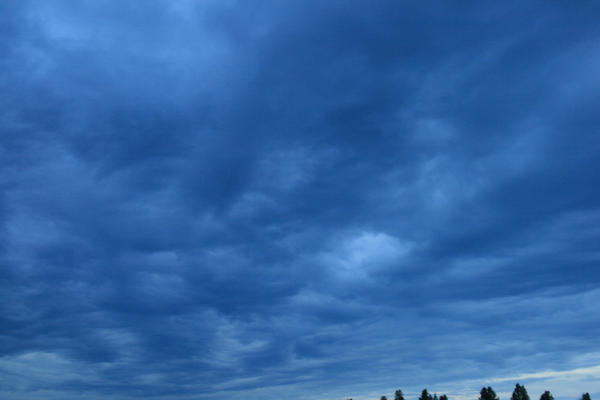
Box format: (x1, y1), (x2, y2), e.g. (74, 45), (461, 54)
(539, 391), (553, 400)
(581, 394), (591, 400)
(440, 395), (448, 400)
(433, 394), (439, 400)
(420, 389), (433, 400)
(511, 384), (530, 400)
(395, 390), (405, 400)
(480, 386), (499, 400)
(381, 396), (388, 400)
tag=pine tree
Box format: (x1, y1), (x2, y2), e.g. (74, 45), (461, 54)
(420, 389), (433, 400)
(581, 393), (591, 400)
(511, 383), (530, 400)
(480, 386), (499, 400)
(395, 390), (405, 400)
(539, 391), (553, 400)
(440, 395), (448, 400)
(381, 396), (388, 400)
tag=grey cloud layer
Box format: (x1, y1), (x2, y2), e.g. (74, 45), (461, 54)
(1, 1), (600, 399)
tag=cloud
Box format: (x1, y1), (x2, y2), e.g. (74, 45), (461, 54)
(316, 231), (413, 282)
(1, 1), (600, 400)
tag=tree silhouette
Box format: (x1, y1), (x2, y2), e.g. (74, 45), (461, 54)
(395, 390), (405, 400)
(539, 391), (553, 400)
(511, 383), (530, 400)
(581, 393), (591, 400)
(420, 389), (433, 400)
(381, 396), (388, 400)
(440, 395), (448, 400)
(480, 386), (499, 400)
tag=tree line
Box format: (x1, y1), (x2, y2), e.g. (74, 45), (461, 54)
(353, 384), (593, 400)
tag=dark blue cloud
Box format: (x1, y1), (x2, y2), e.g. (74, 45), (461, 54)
(1, 1), (600, 400)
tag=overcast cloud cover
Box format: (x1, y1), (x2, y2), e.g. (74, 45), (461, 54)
(1, 1), (600, 400)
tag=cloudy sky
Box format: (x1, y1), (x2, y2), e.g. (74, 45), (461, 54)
(1, 1), (600, 400)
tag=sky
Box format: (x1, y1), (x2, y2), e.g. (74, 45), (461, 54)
(1, 1), (600, 400)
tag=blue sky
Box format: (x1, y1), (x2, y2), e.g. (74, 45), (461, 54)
(1, 1), (600, 400)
